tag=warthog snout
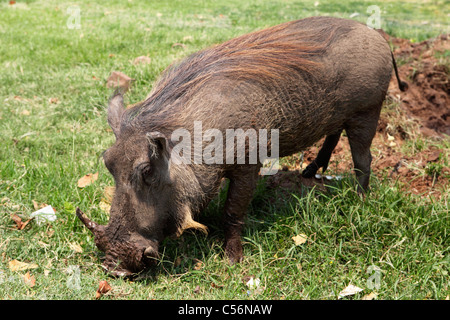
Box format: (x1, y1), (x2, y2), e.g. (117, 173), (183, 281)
(76, 208), (159, 277)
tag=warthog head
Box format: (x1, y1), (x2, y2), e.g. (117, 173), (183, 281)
(77, 92), (208, 277)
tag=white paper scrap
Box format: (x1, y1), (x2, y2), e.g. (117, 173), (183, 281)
(246, 277), (261, 290)
(30, 205), (57, 225)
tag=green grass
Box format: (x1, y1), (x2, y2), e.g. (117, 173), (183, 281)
(0, 0), (449, 300)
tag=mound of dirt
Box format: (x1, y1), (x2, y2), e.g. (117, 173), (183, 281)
(385, 32), (450, 137)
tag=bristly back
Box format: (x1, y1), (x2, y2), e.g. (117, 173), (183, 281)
(126, 18), (352, 128)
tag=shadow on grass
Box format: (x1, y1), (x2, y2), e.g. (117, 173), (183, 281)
(131, 169), (356, 282)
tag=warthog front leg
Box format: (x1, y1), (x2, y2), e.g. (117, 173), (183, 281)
(223, 166), (260, 264)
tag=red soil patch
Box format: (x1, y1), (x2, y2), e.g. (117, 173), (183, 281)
(386, 32), (450, 137)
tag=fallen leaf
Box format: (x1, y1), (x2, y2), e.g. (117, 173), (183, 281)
(106, 71), (134, 92)
(10, 214), (22, 227)
(23, 272), (36, 287)
(133, 56), (151, 65)
(193, 260), (203, 270)
(77, 172), (98, 188)
(95, 280), (112, 299)
(361, 292), (378, 300)
(32, 200), (49, 211)
(68, 242), (83, 253)
(292, 234), (308, 245)
(20, 110), (30, 116)
(48, 97), (59, 104)
(211, 282), (224, 289)
(9, 259), (38, 272)
(9, 1), (16, 5)
(338, 284), (363, 299)
(10, 214), (33, 230)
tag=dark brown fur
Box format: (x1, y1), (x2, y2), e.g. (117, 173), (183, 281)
(77, 16), (405, 276)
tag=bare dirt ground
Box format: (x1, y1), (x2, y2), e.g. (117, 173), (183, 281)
(266, 33), (449, 198)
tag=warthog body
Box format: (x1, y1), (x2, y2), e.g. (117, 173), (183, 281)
(77, 16), (406, 276)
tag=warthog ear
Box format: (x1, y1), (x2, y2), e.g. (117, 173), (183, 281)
(108, 90), (125, 138)
(146, 131), (170, 159)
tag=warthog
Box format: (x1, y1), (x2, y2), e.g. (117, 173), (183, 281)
(77, 16), (406, 276)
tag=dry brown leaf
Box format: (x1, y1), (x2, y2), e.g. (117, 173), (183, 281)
(77, 172), (98, 188)
(361, 292), (378, 300)
(10, 214), (33, 230)
(292, 234), (308, 245)
(32, 200), (49, 210)
(9, 259), (38, 272)
(95, 280), (112, 299)
(133, 56), (151, 65)
(211, 282), (224, 289)
(193, 260), (203, 270)
(106, 71), (134, 92)
(23, 271), (36, 287)
(32, 200), (40, 210)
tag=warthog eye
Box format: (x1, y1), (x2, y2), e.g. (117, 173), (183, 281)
(141, 163), (152, 179)
(131, 162), (152, 186)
